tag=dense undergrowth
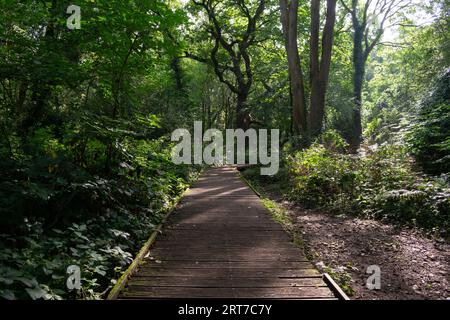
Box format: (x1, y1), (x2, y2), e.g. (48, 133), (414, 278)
(242, 132), (450, 238)
(0, 123), (202, 300)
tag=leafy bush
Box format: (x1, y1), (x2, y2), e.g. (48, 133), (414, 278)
(256, 131), (450, 236)
(409, 70), (450, 174)
(318, 129), (349, 153)
(287, 144), (359, 212)
(0, 117), (202, 299)
(0, 155), (200, 300)
(370, 179), (449, 232)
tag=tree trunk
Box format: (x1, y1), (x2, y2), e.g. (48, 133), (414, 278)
(350, 25), (365, 152)
(280, 0), (307, 134)
(15, 81), (28, 116)
(21, 0), (58, 137)
(236, 92), (251, 130)
(207, 93), (212, 129)
(308, 0), (337, 137)
(171, 57), (184, 91)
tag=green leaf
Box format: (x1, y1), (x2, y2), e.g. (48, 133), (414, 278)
(0, 289), (16, 300)
(15, 277), (38, 288)
(25, 286), (47, 300)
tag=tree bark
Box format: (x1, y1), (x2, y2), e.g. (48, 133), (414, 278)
(237, 91), (251, 130)
(280, 0), (307, 133)
(350, 24), (365, 151)
(280, 0), (336, 137)
(343, 0), (397, 151)
(308, 0), (337, 137)
(171, 57), (184, 91)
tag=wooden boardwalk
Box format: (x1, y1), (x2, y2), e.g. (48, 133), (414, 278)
(119, 167), (337, 299)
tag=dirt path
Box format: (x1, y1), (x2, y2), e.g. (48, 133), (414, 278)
(280, 200), (450, 300)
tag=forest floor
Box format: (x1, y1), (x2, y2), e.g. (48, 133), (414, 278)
(258, 188), (450, 300)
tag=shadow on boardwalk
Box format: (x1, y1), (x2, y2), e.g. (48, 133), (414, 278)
(120, 167), (336, 299)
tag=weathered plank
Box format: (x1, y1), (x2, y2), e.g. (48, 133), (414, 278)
(121, 287), (335, 299)
(126, 277), (327, 288)
(140, 260), (314, 269)
(134, 268), (321, 278)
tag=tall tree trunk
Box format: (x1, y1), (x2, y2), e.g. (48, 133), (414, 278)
(21, 83), (50, 136)
(171, 57), (184, 91)
(350, 24), (365, 152)
(16, 81), (28, 116)
(207, 90), (212, 129)
(280, 0), (307, 134)
(236, 91), (251, 130)
(308, 0), (337, 137)
(21, 0), (58, 137)
(344, 0), (394, 151)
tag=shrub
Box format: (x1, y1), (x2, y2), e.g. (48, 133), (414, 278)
(318, 129), (349, 153)
(287, 143), (360, 213)
(371, 180), (449, 232)
(409, 70), (450, 174)
(0, 126), (202, 299)
(283, 133), (449, 236)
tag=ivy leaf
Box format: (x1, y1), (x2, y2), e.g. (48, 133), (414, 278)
(0, 289), (16, 300)
(94, 266), (107, 276)
(15, 277), (38, 288)
(25, 286), (47, 300)
(0, 277), (14, 285)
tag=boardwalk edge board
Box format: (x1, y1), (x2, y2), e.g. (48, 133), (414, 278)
(106, 183), (196, 300)
(323, 273), (351, 301)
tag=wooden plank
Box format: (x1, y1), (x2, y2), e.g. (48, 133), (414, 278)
(152, 245), (299, 251)
(156, 238), (297, 245)
(134, 268), (321, 278)
(121, 287), (335, 299)
(323, 273), (351, 300)
(145, 256), (308, 262)
(140, 261), (312, 269)
(127, 277), (327, 288)
(119, 296), (339, 301)
(183, 194), (259, 199)
(141, 259), (311, 269)
(166, 225), (284, 231)
(157, 234), (292, 240)
(148, 248), (302, 256)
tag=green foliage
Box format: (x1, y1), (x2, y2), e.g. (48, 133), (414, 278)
(0, 0), (202, 300)
(280, 132), (450, 236)
(409, 70), (450, 174)
(364, 15), (449, 150)
(372, 183), (449, 231)
(317, 129), (349, 153)
(0, 126), (201, 299)
(287, 143), (358, 212)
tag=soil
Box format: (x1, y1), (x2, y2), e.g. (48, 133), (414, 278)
(268, 196), (450, 300)
(256, 180), (450, 300)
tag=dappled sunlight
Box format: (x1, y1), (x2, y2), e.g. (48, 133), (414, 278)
(123, 167), (332, 299)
